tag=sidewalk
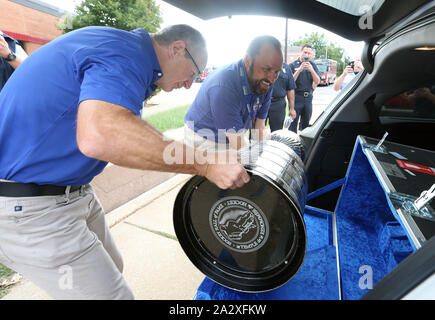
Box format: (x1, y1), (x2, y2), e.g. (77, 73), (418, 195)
(2, 173), (205, 300)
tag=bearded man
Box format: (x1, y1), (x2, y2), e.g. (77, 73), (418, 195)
(184, 35), (283, 150)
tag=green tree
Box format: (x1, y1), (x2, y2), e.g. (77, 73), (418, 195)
(60, 0), (162, 33)
(289, 32), (349, 74)
(290, 32), (327, 59)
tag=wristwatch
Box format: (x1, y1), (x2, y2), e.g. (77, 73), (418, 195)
(5, 51), (16, 62)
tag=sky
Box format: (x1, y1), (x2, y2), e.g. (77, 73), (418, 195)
(41, 0), (364, 67)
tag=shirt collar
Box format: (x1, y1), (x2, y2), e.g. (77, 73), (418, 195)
(238, 59), (254, 96)
(135, 28), (163, 82)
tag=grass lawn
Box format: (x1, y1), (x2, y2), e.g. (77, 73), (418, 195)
(142, 104), (190, 132)
(0, 264), (16, 298)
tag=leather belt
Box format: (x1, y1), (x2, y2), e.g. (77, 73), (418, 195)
(271, 97), (284, 102)
(296, 91), (311, 97)
(0, 182), (82, 197)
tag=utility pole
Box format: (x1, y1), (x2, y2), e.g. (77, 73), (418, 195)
(284, 18), (288, 63)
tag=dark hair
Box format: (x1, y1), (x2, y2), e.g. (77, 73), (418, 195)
(301, 44), (313, 51)
(246, 35), (282, 59)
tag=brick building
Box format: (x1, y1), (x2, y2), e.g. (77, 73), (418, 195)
(0, 0), (68, 54)
(286, 46), (302, 64)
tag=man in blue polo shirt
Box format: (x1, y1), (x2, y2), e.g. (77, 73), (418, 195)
(0, 25), (249, 300)
(184, 35), (283, 150)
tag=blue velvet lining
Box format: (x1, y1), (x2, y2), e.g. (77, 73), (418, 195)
(335, 142), (414, 300)
(195, 138), (415, 300)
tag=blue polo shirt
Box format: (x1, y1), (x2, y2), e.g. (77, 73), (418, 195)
(184, 59), (272, 143)
(0, 26), (162, 186)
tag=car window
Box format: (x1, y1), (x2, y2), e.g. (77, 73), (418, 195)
(380, 84), (435, 122)
(315, 0), (385, 16)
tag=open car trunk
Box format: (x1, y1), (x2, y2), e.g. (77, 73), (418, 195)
(164, 0), (435, 299)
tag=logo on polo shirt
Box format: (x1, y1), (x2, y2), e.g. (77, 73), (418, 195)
(209, 196), (269, 253)
(253, 97), (261, 111)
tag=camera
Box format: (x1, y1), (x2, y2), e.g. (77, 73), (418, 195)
(349, 61), (355, 69)
(303, 56), (309, 62)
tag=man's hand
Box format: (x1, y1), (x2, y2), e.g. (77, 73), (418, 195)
(414, 87), (431, 98)
(199, 149), (250, 190)
(301, 62), (310, 70)
(304, 62), (315, 72)
(0, 35), (11, 59)
(289, 108), (297, 120)
(343, 66), (353, 75)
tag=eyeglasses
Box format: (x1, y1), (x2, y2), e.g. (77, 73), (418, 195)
(185, 47), (201, 79)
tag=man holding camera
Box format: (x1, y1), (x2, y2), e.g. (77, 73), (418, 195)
(0, 32), (25, 91)
(333, 56), (364, 91)
(289, 44), (320, 133)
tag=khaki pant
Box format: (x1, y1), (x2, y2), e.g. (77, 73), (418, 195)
(0, 185), (133, 300)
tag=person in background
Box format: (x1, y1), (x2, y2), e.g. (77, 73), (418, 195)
(333, 56), (364, 91)
(267, 62), (296, 132)
(289, 44), (320, 133)
(0, 32), (26, 91)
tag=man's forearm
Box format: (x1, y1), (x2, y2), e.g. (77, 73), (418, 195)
(311, 70), (320, 87)
(226, 132), (248, 150)
(253, 119), (269, 141)
(292, 68), (301, 81)
(287, 90), (295, 111)
(8, 56), (23, 70)
(333, 73), (346, 91)
(76, 100), (206, 175)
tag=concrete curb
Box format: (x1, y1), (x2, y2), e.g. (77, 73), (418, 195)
(105, 173), (192, 228)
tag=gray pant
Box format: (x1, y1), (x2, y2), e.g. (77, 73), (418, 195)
(0, 185), (134, 300)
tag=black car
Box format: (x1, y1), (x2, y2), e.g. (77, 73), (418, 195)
(166, 0), (435, 300)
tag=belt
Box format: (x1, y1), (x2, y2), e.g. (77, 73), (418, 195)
(271, 97), (285, 102)
(0, 182), (82, 197)
(295, 91), (312, 97)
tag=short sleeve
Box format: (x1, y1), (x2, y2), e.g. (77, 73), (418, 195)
(75, 47), (147, 116)
(208, 86), (246, 132)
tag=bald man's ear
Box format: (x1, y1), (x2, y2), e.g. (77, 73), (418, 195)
(169, 40), (186, 59)
(244, 55), (251, 70)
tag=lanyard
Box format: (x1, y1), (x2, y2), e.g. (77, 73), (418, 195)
(239, 61), (261, 129)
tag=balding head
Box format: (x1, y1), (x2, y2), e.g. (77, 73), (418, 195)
(152, 24), (207, 72)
